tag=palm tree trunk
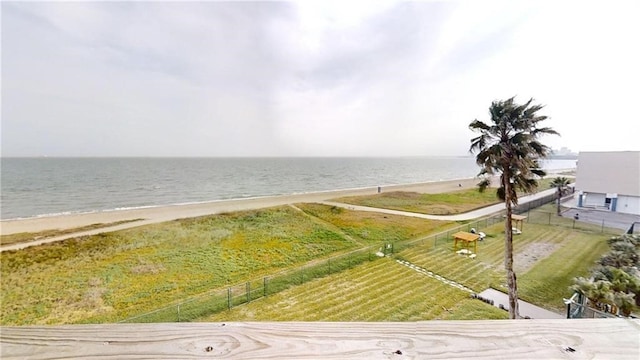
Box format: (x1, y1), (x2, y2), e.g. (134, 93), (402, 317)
(556, 187), (561, 216)
(503, 177), (520, 319)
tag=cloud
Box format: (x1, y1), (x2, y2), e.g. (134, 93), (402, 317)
(2, 1), (639, 157)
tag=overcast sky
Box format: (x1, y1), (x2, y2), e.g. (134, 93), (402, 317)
(2, 0), (639, 157)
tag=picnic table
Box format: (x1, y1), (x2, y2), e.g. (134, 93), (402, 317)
(512, 214), (527, 232)
(453, 231), (480, 254)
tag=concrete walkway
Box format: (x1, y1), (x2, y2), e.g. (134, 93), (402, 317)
(478, 288), (564, 319)
(321, 188), (556, 221)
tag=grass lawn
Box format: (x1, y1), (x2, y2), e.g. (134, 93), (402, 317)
(332, 188), (500, 215)
(401, 221), (610, 312)
(295, 203), (454, 242)
(202, 257), (509, 322)
(1, 205), (446, 325)
(331, 178), (558, 215)
(198, 211), (610, 321)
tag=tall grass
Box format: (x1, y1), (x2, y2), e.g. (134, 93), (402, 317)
(1, 205), (445, 325)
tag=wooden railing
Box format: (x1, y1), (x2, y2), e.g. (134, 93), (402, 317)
(2, 319), (639, 359)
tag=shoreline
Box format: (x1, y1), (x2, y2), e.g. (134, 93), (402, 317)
(1, 177), (483, 236)
(0, 168), (574, 238)
(2, 178), (476, 222)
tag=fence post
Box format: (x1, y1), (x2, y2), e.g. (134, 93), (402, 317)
(246, 282), (251, 303)
(227, 288), (231, 310)
(177, 305), (180, 322)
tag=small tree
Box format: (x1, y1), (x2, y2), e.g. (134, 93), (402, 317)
(549, 177), (571, 216)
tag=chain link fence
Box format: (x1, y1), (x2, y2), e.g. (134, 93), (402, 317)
(119, 246), (379, 323)
(565, 293), (618, 319)
(120, 192), (573, 323)
(522, 195), (630, 235)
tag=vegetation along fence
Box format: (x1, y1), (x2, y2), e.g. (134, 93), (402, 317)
(565, 293), (618, 319)
(120, 192), (562, 323)
(119, 246), (379, 323)
(522, 194), (627, 235)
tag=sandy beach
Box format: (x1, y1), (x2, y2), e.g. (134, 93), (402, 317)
(1, 177), (484, 237)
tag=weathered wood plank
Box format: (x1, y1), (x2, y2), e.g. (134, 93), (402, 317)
(2, 319), (639, 359)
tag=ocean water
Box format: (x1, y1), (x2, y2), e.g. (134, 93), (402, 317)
(0, 157), (577, 220)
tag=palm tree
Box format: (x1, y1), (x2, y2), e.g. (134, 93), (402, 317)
(550, 177), (571, 216)
(469, 96), (558, 319)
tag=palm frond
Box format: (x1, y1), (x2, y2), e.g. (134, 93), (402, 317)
(530, 168), (546, 178)
(531, 127), (560, 137)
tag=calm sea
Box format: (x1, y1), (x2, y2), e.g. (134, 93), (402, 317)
(0, 157), (576, 220)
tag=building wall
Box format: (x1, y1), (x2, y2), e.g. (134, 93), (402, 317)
(576, 151), (640, 197)
(576, 151), (640, 215)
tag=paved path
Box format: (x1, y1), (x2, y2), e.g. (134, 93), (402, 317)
(478, 288), (564, 319)
(321, 188), (556, 221)
(561, 204), (640, 232)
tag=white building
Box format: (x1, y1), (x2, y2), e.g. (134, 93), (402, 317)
(575, 151), (640, 215)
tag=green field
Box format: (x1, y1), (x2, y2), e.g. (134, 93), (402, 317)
(200, 212), (609, 321)
(0, 205), (448, 325)
(202, 257), (509, 321)
(333, 188), (501, 215)
(2, 185), (607, 325)
(331, 178), (557, 215)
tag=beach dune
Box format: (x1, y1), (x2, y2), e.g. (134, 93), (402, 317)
(1, 178), (483, 237)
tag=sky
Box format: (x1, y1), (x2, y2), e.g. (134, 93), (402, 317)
(2, 0), (639, 157)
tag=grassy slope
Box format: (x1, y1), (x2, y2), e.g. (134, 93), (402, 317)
(1, 205), (446, 325)
(200, 215), (609, 321)
(1, 206), (350, 324)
